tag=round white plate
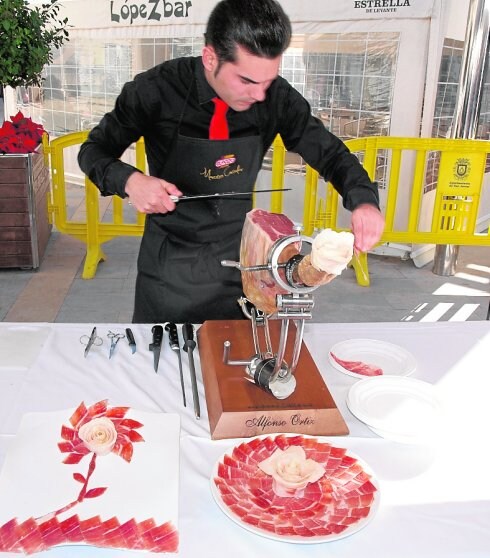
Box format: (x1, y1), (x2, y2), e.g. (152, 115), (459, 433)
(328, 338), (417, 379)
(347, 376), (443, 443)
(210, 434), (380, 544)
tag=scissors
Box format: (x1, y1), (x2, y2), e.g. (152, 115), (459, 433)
(107, 330), (125, 359)
(80, 327), (103, 358)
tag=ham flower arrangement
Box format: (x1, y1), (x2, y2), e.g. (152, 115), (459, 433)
(50, 400), (144, 518)
(0, 400), (180, 554)
(0, 111), (45, 154)
(258, 445), (326, 497)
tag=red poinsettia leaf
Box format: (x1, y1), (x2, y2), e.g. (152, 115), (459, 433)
(126, 429), (144, 443)
(84, 487), (107, 499)
(60, 425), (77, 441)
(10, 111), (24, 124)
(58, 441), (74, 453)
(69, 402), (88, 428)
(73, 473), (85, 483)
(86, 399), (109, 419)
(105, 406), (129, 419)
(63, 452), (86, 465)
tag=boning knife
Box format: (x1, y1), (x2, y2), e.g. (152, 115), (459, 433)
(182, 323), (200, 419)
(149, 325), (163, 373)
(165, 322), (186, 407)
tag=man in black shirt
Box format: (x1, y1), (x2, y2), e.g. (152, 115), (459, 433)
(78, 0), (384, 324)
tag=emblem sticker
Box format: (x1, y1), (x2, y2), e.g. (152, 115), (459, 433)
(453, 158), (471, 180)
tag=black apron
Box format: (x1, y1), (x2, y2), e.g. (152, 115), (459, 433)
(133, 101), (263, 324)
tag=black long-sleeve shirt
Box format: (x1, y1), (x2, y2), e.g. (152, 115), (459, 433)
(78, 56), (379, 211)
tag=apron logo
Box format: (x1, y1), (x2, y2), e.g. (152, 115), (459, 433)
(215, 154), (236, 168)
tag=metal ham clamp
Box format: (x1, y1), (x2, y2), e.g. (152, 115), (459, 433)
(221, 209), (354, 400)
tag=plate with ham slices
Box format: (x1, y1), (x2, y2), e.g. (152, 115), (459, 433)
(210, 434), (380, 543)
(328, 339), (417, 379)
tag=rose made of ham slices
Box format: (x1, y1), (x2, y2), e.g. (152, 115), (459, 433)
(77, 417), (118, 456)
(311, 229), (354, 275)
(258, 446), (325, 497)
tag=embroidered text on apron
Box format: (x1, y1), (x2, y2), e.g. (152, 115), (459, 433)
(133, 96), (263, 324)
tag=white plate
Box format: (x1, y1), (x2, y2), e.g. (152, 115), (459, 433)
(210, 434), (380, 544)
(328, 338), (417, 379)
(347, 376), (442, 443)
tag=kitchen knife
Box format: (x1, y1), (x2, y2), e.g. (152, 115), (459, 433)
(149, 325), (163, 373)
(170, 188), (291, 202)
(165, 322), (186, 406)
(125, 327), (136, 354)
(182, 323), (200, 420)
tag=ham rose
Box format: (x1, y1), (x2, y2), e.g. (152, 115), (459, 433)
(78, 417), (118, 456)
(258, 446), (325, 497)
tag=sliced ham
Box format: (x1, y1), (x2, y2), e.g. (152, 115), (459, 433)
(214, 435), (378, 540)
(329, 352), (383, 376)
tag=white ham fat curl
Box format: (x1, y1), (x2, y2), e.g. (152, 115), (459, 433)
(240, 209), (354, 314)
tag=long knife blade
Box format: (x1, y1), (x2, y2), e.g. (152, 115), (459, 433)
(149, 325), (163, 373)
(170, 188), (291, 202)
(165, 322), (186, 407)
(182, 323), (200, 420)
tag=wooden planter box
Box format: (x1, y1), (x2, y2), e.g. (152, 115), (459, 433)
(0, 151), (52, 269)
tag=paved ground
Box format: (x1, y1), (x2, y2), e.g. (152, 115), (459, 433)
(1, 231), (489, 323)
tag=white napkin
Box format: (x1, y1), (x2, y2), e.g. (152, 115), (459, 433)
(0, 325), (51, 369)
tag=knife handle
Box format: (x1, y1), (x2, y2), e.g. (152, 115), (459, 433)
(150, 324), (163, 348)
(165, 322), (179, 350)
(182, 322), (196, 352)
(125, 327), (136, 346)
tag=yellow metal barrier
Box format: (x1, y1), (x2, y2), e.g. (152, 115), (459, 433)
(303, 137), (490, 286)
(46, 134), (489, 284)
(46, 133), (288, 279)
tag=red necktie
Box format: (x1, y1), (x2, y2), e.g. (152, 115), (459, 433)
(209, 97), (229, 140)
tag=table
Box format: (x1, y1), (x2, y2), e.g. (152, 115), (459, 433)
(0, 321), (489, 557)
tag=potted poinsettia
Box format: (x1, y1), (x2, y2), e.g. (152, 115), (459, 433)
(0, 110), (52, 269)
(0, 111), (45, 154)
(0, 0), (69, 269)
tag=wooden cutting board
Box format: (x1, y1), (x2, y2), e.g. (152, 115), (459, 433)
(197, 320), (349, 440)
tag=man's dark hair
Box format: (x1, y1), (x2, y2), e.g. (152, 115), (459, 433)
(205, 0), (292, 64)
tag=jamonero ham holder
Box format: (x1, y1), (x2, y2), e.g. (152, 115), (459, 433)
(198, 209), (354, 440)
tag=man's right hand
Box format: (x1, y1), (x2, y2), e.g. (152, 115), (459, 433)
(124, 172), (182, 214)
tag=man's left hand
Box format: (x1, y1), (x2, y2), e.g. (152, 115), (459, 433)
(351, 204), (385, 253)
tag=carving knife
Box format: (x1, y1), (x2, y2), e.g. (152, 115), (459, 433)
(182, 323), (200, 419)
(149, 325), (163, 373)
(165, 322), (186, 407)
(125, 327), (136, 354)
(170, 188), (291, 202)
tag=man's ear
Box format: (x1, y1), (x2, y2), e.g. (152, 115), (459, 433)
(202, 45), (218, 72)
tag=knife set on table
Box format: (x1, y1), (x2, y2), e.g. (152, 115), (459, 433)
(149, 323), (201, 420)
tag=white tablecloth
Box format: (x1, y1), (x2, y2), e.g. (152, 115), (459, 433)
(0, 321), (489, 557)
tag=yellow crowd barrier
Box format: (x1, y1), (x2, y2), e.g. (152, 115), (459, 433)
(46, 134), (489, 284)
(46, 132), (288, 279)
(300, 136), (490, 286)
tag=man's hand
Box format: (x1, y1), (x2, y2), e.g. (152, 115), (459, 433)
(351, 204), (385, 253)
(124, 172), (182, 214)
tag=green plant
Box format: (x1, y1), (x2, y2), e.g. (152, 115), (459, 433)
(0, 0), (70, 88)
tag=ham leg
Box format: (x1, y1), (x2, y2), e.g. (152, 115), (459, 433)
(240, 209), (354, 314)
